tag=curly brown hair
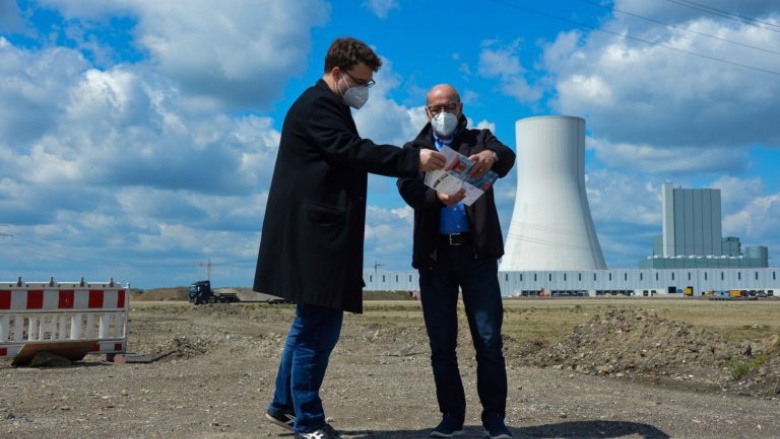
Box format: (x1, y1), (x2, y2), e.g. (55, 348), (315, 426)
(324, 37), (382, 73)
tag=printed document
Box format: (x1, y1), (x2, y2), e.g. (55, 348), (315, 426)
(423, 146), (499, 206)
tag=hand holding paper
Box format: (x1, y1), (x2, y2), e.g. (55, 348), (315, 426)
(423, 146), (499, 206)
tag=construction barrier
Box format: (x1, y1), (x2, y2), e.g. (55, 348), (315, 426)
(0, 277), (128, 364)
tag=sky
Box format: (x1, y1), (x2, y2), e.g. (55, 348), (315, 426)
(1, 0), (779, 289)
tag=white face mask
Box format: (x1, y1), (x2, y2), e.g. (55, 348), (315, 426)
(339, 76), (369, 109)
(431, 111), (458, 137)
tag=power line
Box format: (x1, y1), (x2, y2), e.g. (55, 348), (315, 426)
(660, 0), (780, 33)
(196, 258), (212, 281)
(483, 0), (780, 77)
(575, 0), (780, 56)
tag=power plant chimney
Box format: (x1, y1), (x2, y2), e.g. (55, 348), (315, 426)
(500, 115), (606, 270)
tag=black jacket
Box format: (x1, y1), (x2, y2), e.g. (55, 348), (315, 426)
(397, 116), (516, 270)
(254, 80), (420, 313)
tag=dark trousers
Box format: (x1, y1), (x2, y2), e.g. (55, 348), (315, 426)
(418, 242), (508, 424)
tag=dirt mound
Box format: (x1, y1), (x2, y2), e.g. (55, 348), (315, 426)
(514, 308), (780, 398)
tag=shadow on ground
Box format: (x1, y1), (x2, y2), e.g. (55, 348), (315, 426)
(348, 420), (670, 438)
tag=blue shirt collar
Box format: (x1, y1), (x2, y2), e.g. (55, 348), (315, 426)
(432, 128), (459, 149)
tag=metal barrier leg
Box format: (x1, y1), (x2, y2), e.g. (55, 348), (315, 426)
(57, 315), (68, 340)
(70, 313), (83, 339)
(85, 314), (96, 338)
(0, 315), (8, 342)
(29, 316), (40, 341)
(99, 313), (109, 339)
(13, 317), (25, 342)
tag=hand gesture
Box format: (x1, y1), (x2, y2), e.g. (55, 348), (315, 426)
(467, 150), (497, 179)
(437, 188), (466, 206)
(419, 149), (446, 172)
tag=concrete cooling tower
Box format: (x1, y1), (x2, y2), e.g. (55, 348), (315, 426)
(500, 115), (606, 271)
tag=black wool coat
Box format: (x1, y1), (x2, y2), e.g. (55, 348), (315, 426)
(397, 116), (516, 270)
(254, 80), (420, 313)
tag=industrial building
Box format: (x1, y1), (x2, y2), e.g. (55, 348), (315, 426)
(639, 183), (769, 268)
(363, 267), (780, 297)
(365, 115), (777, 297)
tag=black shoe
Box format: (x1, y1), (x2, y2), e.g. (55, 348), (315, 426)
(430, 414), (464, 438)
(295, 423), (343, 439)
(265, 409), (295, 431)
(482, 413), (511, 439)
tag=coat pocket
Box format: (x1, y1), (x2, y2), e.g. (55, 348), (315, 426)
(305, 202), (346, 225)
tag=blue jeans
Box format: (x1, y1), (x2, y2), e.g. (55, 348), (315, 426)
(268, 303), (343, 433)
(419, 246), (507, 424)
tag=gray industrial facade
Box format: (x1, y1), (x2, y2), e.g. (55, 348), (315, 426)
(363, 267), (780, 297)
(639, 183), (768, 269)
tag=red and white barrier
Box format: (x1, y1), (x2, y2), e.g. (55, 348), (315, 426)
(0, 277), (129, 362)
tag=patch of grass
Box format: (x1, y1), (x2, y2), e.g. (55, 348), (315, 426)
(728, 359), (753, 380)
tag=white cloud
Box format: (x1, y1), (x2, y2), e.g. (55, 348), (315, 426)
(0, 26), (283, 286)
(364, 205), (414, 269)
(583, 171), (665, 267)
(716, 176), (780, 252)
(525, 2), (780, 268)
(362, 0), (399, 20)
(544, 10), (780, 150)
(588, 137), (751, 174)
(614, 0), (780, 25)
(0, 42), (87, 145)
(477, 40), (541, 103)
(354, 58), (426, 145)
(40, 0), (331, 111)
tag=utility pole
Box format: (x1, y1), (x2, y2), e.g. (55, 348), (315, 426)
(196, 258), (212, 282)
(373, 259), (384, 273)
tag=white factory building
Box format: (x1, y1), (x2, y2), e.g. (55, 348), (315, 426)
(363, 267), (780, 297)
(364, 115), (777, 297)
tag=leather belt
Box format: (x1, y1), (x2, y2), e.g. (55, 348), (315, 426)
(440, 233), (471, 246)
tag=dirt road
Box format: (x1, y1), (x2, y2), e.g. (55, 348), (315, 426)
(1, 300), (778, 438)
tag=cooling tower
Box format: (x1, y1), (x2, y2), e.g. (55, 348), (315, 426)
(500, 115), (606, 270)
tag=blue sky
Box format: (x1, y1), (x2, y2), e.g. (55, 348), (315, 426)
(1, 0), (779, 289)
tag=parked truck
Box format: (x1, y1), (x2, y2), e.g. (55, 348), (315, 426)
(188, 280), (240, 305)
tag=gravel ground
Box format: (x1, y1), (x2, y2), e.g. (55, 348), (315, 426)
(1, 300), (778, 439)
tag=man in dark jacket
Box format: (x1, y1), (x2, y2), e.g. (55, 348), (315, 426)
(255, 38), (445, 439)
(397, 84), (516, 439)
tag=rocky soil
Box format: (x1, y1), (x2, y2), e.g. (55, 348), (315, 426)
(1, 298), (778, 439)
(516, 308), (780, 399)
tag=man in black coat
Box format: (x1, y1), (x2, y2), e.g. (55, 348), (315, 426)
(397, 84), (516, 439)
(255, 37), (445, 439)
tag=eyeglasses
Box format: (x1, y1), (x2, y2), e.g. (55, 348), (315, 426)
(342, 69), (376, 88)
(427, 103), (460, 115)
